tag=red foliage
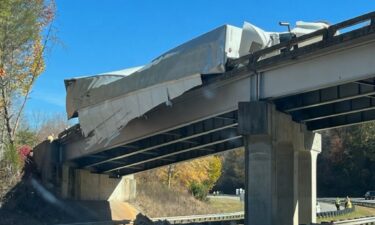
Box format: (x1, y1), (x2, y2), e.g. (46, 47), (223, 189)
(18, 145), (32, 160)
(0, 67), (5, 77)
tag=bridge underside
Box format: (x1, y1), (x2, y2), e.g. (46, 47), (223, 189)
(70, 75), (375, 177)
(73, 110), (242, 176)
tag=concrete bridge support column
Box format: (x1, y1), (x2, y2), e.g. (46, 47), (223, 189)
(239, 102), (312, 225)
(298, 133), (321, 224)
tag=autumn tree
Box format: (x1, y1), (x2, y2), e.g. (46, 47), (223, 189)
(157, 156), (222, 190)
(137, 155), (222, 200)
(0, 0), (54, 174)
(318, 122), (375, 197)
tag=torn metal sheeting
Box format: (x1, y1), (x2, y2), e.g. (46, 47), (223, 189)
(66, 25), (242, 118)
(65, 25), (243, 142)
(78, 74), (202, 144)
(65, 66), (143, 118)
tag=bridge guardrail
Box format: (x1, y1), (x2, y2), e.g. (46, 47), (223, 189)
(227, 11), (375, 69)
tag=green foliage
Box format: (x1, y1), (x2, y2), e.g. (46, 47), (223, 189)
(0, 0), (50, 91)
(189, 181), (209, 201)
(0, 0), (54, 149)
(16, 128), (38, 147)
(3, 144), (21, 171)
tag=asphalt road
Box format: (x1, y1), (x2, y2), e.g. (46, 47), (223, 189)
(209, 195), (338, 213)
(351, 198), (375, 204)
(319, 197), (375, 204)
(319, 202), (337, 212)
(208, 195), (240, 201)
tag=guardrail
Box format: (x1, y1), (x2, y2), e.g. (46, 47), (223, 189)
(227, 11), (375, 69)
(155, 200), (365, 224)
(55, 207), (373, 225)
(351, 200), (375, 209)
(317, 206), (355, 218)
(319, 198), (375, 209)
(331, 216), (375, 225)
(152, 211), (244, 225)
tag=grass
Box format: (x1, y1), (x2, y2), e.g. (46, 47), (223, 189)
(131, 182), (217, 217)
(131, 182), (245, 218)
(207, 198), (244, 213)
(318, 206), (375, 222)
(133, 186), (375, 222)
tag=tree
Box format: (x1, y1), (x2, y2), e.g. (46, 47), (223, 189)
(0, 0), (55, 171)
(32, 112), (70, 143)
(214, 148), (245, 194)
(136, 155), (223, 200)
(318, 122), (375, 197)
(162, 156), (222, 191)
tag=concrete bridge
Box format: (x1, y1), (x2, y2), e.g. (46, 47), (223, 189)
(34, 12), (375, 225)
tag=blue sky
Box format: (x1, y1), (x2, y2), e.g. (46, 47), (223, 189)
(26, 0), (375, 120)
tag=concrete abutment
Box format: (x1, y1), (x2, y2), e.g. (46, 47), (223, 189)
(61, 166), (136, 201)
(33, 141), (136, 201)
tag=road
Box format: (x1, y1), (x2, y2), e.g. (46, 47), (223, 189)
(319, 197), (375, 204)
(209, 195), (337, 213)
(351, 198), (375, 204)
(319, 202), (337, 212)
(208, 195), (240, 201)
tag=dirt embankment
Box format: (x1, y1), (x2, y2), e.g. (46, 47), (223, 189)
(0, 157), (138, 225)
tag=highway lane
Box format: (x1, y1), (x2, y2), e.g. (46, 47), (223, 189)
(319, 202), (337, 212)
(351, 198), (375, 204)
(320, 197), (375, 204)
(209, 195), (338, 213)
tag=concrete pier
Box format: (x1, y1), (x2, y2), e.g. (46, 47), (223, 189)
(239, 102), (321, 225)
(299, 133), (321, 224)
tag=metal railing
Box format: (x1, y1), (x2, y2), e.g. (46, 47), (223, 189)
(152, 211), (244, 225)
(227, 11), (375, 70)
(317, 206), (355, 218)
(332, 216), (375, 225)
(319, 198), (375, 208)
(351, 200), (375, 209)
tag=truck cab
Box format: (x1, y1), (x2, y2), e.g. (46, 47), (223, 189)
(365, 191), (375, 200)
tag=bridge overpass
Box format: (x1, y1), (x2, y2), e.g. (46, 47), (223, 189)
(34, 12), (375, 225)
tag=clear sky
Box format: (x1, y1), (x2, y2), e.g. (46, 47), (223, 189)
(26, 0), (375, 120)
